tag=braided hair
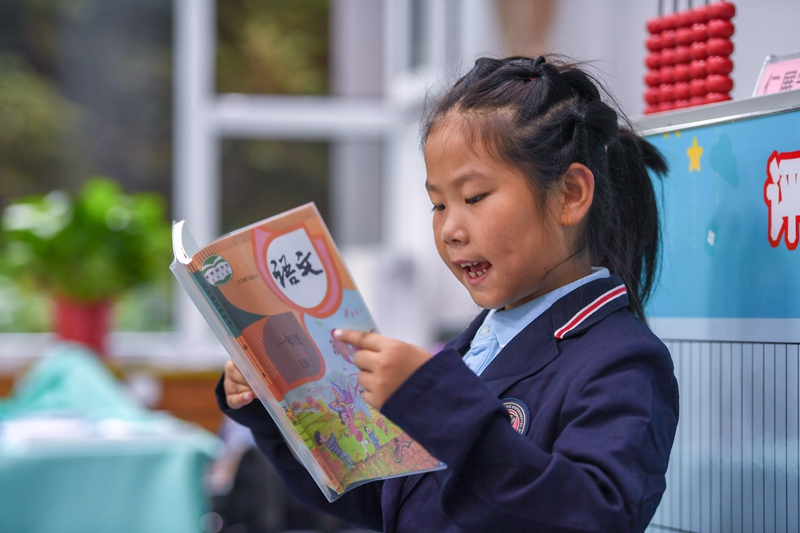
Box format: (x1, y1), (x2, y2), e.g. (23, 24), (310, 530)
(423, 56), (668, 320)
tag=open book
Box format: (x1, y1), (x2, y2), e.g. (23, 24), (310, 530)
(170, 203), (444, 502)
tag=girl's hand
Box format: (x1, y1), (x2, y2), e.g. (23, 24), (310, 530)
(333, 329), (433, 409)
(223, 359), (255, 409)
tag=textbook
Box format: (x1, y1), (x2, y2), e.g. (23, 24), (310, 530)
(170, 203), (444, 502)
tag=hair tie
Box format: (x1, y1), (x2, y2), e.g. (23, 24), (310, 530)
(529, 77), (536, 82)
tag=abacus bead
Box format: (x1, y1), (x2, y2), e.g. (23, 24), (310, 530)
(674, 63), (692, 82)
(647, 34), (664, 52)
(645, 87), (661, 105)
(708, 1), (736, 20)
(706, 37), (734, 56)
(705, 92), (732, 104)
(689, 78), (707, 96)
(690, 41), (708, 60)
(647, 17), (663, 34)
(691, 23), (708, 42)
(689, 59), (707, 78)
(674, 81), (691, 100)
(689, 95), (706, 106)
(705, 74), (733, 93)
(645, 70), (661, 87)
(675, 45), (691, 64)
(705, 55), (733, 75)
(707, 19), (734, 38)
(691, 4), (711, 23)
(646, 52), (662, 69)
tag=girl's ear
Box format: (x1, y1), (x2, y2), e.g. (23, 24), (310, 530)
(558, 163), (595, 227)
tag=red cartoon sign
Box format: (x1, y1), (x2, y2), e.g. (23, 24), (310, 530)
(765, 149), (800, 250)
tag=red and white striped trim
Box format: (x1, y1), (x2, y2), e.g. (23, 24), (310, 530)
(554, 285), (627, 339)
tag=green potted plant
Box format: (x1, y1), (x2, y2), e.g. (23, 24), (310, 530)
(0, 177), (172, 355)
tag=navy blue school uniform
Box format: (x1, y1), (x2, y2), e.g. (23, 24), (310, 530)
(216, 275), (679, 533)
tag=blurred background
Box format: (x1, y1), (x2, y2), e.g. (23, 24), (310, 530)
(2, 0), (800, 357)
(1, 1), (800, 532)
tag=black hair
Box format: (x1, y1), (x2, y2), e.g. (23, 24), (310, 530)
(423, 56), (668, 320)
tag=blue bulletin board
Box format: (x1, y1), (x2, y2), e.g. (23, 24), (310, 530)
(638, 92), (800, 341)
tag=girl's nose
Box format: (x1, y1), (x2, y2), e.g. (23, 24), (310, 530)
(440, 214), (468, 245)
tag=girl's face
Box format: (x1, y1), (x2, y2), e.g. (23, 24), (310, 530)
(425, 121), (587, 310)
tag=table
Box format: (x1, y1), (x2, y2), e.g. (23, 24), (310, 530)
(0, 344), (221, 533)
(0, 419), (219, 533)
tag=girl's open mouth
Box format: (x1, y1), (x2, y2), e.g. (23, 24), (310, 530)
(459, 261), (491, 282)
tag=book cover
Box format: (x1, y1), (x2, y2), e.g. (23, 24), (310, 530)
(170, 203), (444, 501)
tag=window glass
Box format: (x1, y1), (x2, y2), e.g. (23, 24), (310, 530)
(221, 140), (329, 235)
(216, 0), (330, 95)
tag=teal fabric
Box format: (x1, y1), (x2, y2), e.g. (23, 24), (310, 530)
(0, 343), (148, 421)
(0, 343), (221, 533)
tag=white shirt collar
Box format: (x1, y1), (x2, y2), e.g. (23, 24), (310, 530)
(486, 267), (610, 348)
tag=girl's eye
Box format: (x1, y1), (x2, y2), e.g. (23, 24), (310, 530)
(431, 204), (445, 212)
(466, 194), (485, 205)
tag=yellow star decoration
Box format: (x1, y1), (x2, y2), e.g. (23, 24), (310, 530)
(687, 137), (703, 172)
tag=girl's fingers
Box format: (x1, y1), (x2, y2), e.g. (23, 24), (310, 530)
(357, 373), (380, 409)
(353, 348), (378, 372)
(356, 367), (373, 392)
(224, 359), (247, 385)
(227, 390), (254, 410)
(360, 389), (378, 409)
(223, 359), (255, 409)
(333, 329), (384, 351)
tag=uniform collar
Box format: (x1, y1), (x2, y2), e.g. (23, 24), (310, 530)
(491, 267), (610, 348)
(446, 275), (630, 397)
(548, 274), (629, 339)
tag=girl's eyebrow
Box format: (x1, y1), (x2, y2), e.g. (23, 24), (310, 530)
(425, 170), (487, 193)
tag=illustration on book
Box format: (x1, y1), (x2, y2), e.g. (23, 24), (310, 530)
(170, 203), (444, 501)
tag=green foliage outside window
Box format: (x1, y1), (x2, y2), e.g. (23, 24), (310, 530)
(216, 0), (329, 95)
(0, 52), (83, 208)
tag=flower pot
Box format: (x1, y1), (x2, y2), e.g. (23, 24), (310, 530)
(52, 297), (113, 356)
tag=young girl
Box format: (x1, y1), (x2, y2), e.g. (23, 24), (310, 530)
(219, 56), (679, 533)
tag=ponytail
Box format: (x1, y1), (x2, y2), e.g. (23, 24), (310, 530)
(601, 130), (668, 319)
(424, 55), (669, 320)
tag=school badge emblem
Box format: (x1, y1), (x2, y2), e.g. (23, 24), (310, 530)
(501, 398), (530, 435)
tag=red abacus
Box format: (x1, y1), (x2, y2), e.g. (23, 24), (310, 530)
(644, 1), (735, 114)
